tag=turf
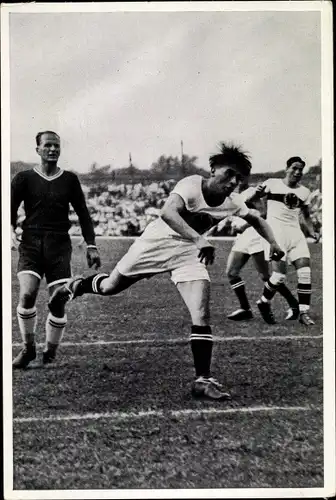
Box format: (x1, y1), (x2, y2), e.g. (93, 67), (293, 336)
(10, 239), (323, 490)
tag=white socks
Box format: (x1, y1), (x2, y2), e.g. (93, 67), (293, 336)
(45, 313), (67, 346)
(17, 306), (37, 344)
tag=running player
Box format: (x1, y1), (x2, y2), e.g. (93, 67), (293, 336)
(49, 142), (284, 400)
(11, 131), (101, 368)
(248, 156), (320, 325)
(224, 182), (299, 321)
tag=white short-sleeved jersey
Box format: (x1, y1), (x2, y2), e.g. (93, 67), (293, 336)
(141, 175), (249, 239)
(258, 178), (310, 229)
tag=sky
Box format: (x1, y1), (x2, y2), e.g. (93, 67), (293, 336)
(8, 8), (321, 173)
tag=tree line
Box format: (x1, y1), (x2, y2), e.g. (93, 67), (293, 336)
(10, 156), (321, 189)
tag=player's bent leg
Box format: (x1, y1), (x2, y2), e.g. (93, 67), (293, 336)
(257, 260), (287, 324)
(43, 281), (69, 364)
(176, 279), (231, 401)
(252, 252), (299, 319)
(226, 251), (253, 321)
(251, 251), (270, 282)
(292, 257), (314, 325)
(13, 272), (41, 369)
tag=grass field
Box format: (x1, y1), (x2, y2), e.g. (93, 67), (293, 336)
(10, 239), (323, 491)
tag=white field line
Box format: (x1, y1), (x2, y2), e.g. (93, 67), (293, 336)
(11, 334), (322, 348)
(13, 405), (321, 424)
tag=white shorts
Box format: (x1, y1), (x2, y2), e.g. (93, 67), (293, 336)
(116, 236), (210, 285)
(264, 225), (310, 263)
(232, 227), (264, 255)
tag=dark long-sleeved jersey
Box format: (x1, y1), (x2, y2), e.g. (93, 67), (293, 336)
(11, 167), (95, 245)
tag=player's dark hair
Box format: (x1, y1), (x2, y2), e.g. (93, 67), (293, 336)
(286, 156), (305, 169)
(209, 142), (252, 177)
(36, 131), (60, 146)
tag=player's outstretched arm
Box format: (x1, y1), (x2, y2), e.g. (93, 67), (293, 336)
(245, 183), (268, 205)
(161, 194), (215, 265)
(243, 211), (284, 261)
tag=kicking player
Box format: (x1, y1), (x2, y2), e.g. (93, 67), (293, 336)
(248, 156), (320, 325)
(225, 183), (299, 321)
(49, 143), (284, 400)
(11, 130), (101, 369)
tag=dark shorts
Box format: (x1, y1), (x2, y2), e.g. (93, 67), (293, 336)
(17, 231), (72, 287)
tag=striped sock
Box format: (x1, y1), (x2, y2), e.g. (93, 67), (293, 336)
(229, 277), (250, 310)
(261, 280), (278, 302)
(297, 267), (312, 313)
(45, 313), (67, 349)
(190, 325), (213, 378)
(76, 273), (109, 295)
(277, 283), (299, 309)
(17, 306), (37, 345)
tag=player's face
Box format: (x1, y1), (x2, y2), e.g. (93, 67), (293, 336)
(36, 133), (61, 163)
(286, 162), (304, 186)
(211, 165), (242, 195)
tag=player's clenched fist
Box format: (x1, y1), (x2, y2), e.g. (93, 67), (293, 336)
(86, 246), (101, 269)
(269, 242), (285, 261)
(196, 237), (215, 266)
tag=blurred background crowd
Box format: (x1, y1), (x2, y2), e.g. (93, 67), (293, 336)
(12, 156), (322, 238)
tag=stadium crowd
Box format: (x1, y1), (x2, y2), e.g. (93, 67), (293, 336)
(15, 178), (322, 238)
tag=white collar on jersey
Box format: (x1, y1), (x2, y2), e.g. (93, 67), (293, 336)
(34, 166), (64, 181)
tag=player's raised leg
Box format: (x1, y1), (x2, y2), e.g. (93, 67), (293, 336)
(48, 267), (145, 313)
(175, 278), (231, 400)
(226, 251), (253, 321)
(13, 272), (40, 369)
(293, 257), (314, 325)
(252, 251), (299, 320)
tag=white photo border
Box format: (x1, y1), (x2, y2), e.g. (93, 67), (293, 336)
(1, 1), (334, 499)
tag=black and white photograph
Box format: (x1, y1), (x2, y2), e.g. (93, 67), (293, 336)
(1, 1), (335, 499)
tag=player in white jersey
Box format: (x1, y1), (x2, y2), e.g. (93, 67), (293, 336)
(49, 143), (284, 401)
(248, 156), (320, 326)
(223, 183), (299, 321)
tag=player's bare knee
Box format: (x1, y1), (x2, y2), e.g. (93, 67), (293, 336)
(19, 291), (37, 309)
(294, 257), (310, 269)
(227, 268), (240, 280)
(96, 278), (111, 295)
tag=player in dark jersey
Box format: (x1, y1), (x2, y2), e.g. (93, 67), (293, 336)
(11, 131), (101, 369)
